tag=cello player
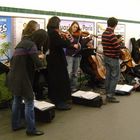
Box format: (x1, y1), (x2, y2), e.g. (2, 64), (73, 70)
(80, 37), (105, 88)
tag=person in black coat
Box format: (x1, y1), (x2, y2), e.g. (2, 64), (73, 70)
(47, 16), (72, 110)
(7, 29), (47, 136)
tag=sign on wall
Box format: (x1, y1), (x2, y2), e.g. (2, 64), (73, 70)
(0, 16), (11, 61)
(12, 17), (45, 47)
(96, 22), (125, 47)
(60, 19), (95, 34)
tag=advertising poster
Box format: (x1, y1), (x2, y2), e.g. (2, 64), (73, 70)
(96, 22), (125, 53)
(60, 19), (95, 35)
(12, 17), (45, 47)
(96, 22), (125, 47)
(0, 16), (11, 61)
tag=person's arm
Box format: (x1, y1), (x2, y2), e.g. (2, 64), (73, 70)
(111, 34), (120, 49)
(51, 30), (72, 48)
(28, 44), (43, 68)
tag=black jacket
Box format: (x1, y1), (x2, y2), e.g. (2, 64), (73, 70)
(47, 29), (71, 103)
(7, 39), (42, 100)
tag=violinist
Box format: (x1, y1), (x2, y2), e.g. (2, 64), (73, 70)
(65, 21), (83, 92)
(47, 16), (72, 110)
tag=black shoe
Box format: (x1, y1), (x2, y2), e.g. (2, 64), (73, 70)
(26, 130), (44, 136)
(107, 97), (120, 103)
(13, 125), (26, 131)
(56, 102), (72, 110)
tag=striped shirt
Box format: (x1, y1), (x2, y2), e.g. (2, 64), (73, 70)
(101, 27), (120, 59)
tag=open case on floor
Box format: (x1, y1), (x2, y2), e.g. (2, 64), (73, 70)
(72, 90), (103, 107)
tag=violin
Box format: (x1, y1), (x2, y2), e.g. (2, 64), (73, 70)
(72, 31), (89, 37)
(59, 30), (74, 42)
(73, 31), (98, 38)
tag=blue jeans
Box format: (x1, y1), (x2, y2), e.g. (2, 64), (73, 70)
(104, 56), (120, 97)
(66, 56), (80, 89)
(12, 95), (36, 132)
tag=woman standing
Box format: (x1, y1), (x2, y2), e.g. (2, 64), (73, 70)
(65, 21), (83, 92)
(47, 16), (72, 110)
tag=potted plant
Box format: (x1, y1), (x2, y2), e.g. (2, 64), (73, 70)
(0, 41), (12, 109)
(0, 41), (11, 61)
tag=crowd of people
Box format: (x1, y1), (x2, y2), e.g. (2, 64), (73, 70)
(2, 16), (126, 136)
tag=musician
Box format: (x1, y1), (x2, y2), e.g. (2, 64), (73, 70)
(7, 29), (47, 136)
(117, 35), (140, 85)
(22, 20), (40, 38)
(80, 38), (104, 88)
(22, 20), (48, 100)
(101, 17), (120, 103)
(65, 21), (83, 92)
(47, 16), (72, 110)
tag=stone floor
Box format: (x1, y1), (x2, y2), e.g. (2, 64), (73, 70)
(0, 86), (140, 140)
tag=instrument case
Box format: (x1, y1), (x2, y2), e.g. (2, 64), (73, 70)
(21, 100), (55, 123)
(72, 90), (103, 107)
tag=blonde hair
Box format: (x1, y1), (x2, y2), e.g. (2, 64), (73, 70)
(23, 20), (39, 36)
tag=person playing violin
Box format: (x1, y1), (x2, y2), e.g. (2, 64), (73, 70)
(47, 16), (73, 110)
(65, 21), (83, 92)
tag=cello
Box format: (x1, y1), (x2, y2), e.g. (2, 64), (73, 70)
(86, 39), (106, 80)
(120, 47), (135, 72)
(88, 53), (106, 80)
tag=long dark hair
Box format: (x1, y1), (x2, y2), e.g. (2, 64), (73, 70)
(47, 16), (60, 30)
(68, 21), (81, 33)
(31, 29), (48, 50)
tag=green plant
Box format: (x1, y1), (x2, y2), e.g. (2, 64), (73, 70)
(0, 42), (11, 60)
(0, 74), (12, 103)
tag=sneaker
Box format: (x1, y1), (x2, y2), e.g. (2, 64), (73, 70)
(26, 130), (44, 136)
(106, 96), (120, 103)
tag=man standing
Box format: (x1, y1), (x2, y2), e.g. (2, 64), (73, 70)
(101, 17), (120, 103)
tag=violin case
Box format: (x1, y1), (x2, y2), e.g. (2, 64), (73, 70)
(72, 90), (103, 107)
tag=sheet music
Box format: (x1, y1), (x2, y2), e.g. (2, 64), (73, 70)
(72, 90), (100, 100)
(34, 100), (55, 111)
(115, 84), (133, 92)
